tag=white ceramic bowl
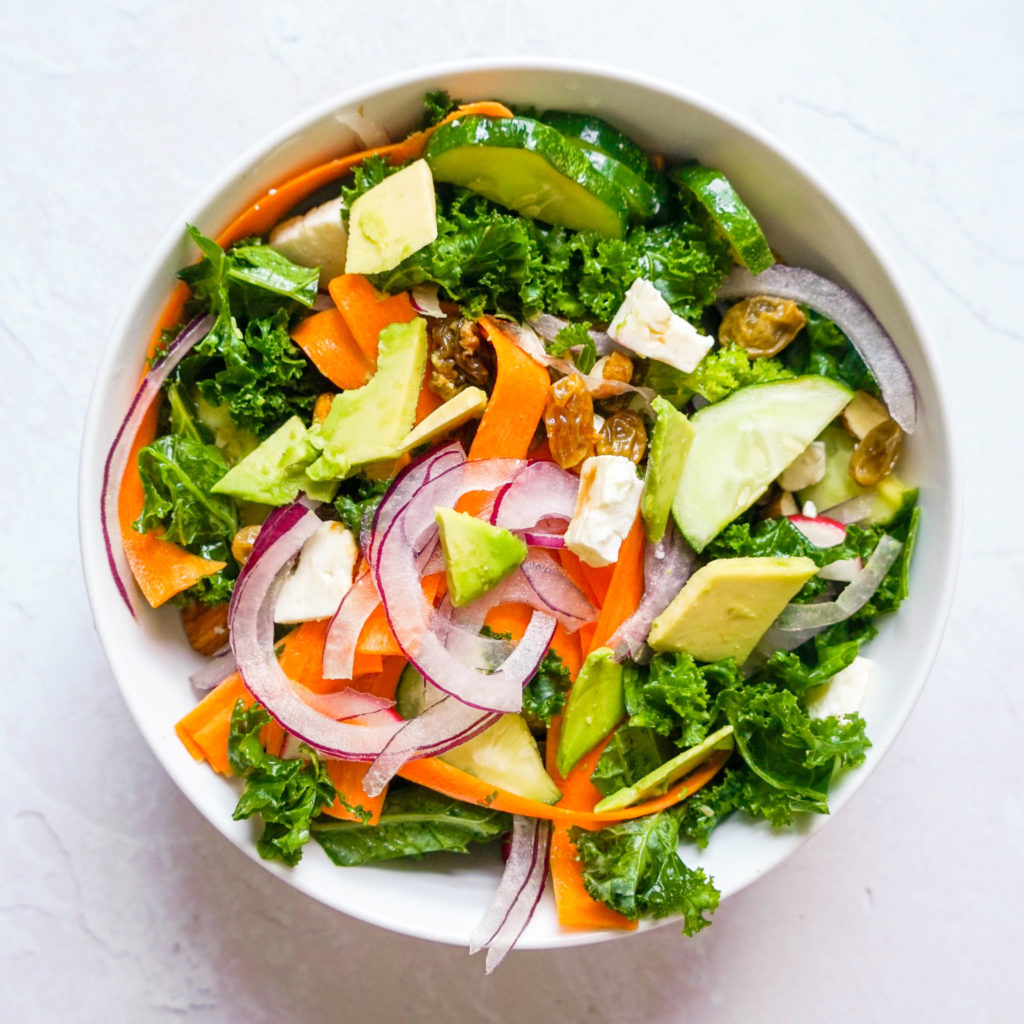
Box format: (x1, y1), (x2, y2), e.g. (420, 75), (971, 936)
(79, 58), (960, 950)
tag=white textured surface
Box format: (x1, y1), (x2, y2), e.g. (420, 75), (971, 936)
(3, 1), (1021, 1019)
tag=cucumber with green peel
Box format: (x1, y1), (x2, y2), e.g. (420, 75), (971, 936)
(672, 376), (854, 551)
(394, 665), (561, 804)
(671, 163), (775, 274)
(798, 424), (918, 525)
(537, 110), (670, 221)
(425, 115), (630, 238)
(538, 110), (660, 182)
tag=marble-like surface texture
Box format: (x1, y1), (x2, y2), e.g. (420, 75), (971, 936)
(3, 1), (1021, 1019)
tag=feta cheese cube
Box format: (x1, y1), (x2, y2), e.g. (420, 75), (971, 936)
(806, 656), (875, 720)
(269, 196), (348, 288)
(565, 455), (644, 567)
(778, 440), (827, 492)
(608, 278), (712, 374)
(274, 522), (358, 624)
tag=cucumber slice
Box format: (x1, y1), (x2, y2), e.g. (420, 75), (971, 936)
(538, 110), (658, 181)
(394, 665), (561, 804)
(798, 424), (917, 525)
(672, 377), (854, 551)
(538, 110), (670, 221)
(671, 163), (775, 274)
(425, 115), (629, 238)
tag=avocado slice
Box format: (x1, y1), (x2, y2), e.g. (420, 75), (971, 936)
(555, 647), (625, 777)
(435, 507), (527, 607)
(211, 415), (318, 506)
(640, 396), (694, 543)
(395, 665), (561, 803)
(593, 724), (736, 813)
(308, 317), (428, 481)
(648, 556), (818, 664)
(345, 159), (439, 275)
(396, 386), (487, 452)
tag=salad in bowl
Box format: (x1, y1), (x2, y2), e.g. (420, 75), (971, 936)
(89, 71), (937, 970)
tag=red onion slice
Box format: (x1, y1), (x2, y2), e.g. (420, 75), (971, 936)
(491, 461), (579, 532)
(717, 265), (916, 433)
(228, 501), (403, 759)
(762, 534), (903, 652)
(361, 696), (500, 796)
(189, 647), (237, 691)
(296, 686), (394, 721)
(371, 456), (557, 712)
(609, 523), (697, 661)
(322, 570), (381, 680)
(469, 815), (551, 973)
(100, 313), (214, 614)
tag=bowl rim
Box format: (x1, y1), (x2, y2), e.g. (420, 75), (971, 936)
(78, 55), (962, 951)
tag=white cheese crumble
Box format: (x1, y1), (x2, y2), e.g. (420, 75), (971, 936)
(608, 278), (712, 373)
(565, 455), (644, 567)
(274, 521), (358, 624)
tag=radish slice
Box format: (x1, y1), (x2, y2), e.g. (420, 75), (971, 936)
(410, 284), (445, 317)
(470, 815), (551, 973)
(609, 523), (697, 661)
(763, 534), (903, 651)
(717, 265), (916, 433)
(823, 493), (877, 525)
(100, 313), (214, 614)
(228, 501), (404, 759)
(788, 514), (846, 548)
(817, 557), (863, 583)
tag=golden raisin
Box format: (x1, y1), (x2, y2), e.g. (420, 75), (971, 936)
(231, 524), (262, 566)
(544, 375), (596, 469)
(313, 392), (335, 425)
(599, 351), (635, 383)
(719, 296), (806, 357)
(427, 317), (495, 401)
(181, 602), (230, 657)
(595, 410), (648, 463)
(849, 418), (902, 486)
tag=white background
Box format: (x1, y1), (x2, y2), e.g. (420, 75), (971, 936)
(3, 1), (1022, 1020)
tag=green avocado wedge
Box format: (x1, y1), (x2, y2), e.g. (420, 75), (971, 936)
(641, 396), (694, 543)
(671, 163), (775, 274)
(425, 115), (630, 238)
(556, 647), (625, 777)
(593, 725), (736, 813)
(435, 507), (527, 607)
(395, 665), (561, 804)
(672, 376), (854, 551)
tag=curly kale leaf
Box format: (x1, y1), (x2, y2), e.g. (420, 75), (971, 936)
(715, 683), (870, 813)
(782, 308), (878, 394)
(134, 434), (236, 547)
(312, 785), (511, 865)
(367, 188), (731, 324)
(570, 812), (719, 933)
(333, 474), (391, 538)
(591, 726), (678, 797)
(228, 702), (343, 866)
(623, 652), (738, 748)
(174, 227), (323, 436)
(423, 89), (457, 125)
(522, 648), (572, 726)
